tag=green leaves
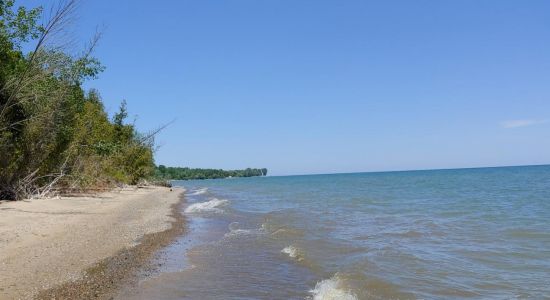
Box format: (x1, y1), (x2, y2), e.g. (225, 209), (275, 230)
(113, 99), (128, 127)
(0, 0), (44, 46)
(72, 56), (105, 83)
(0, 1), (155, 199)
(30, 49), (105, 85)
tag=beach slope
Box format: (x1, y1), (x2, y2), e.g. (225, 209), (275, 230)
(0, 186), (184, 299)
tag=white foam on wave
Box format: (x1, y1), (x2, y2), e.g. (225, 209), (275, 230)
(281, 245), (303, 261)
(224, 222), (263, 237)
(262, 223), (302, 237)
(184, 198), (228, 213)
(188, 188), (208, 196)
(224, 229), (254, 237)
(309, 274), (358, 300)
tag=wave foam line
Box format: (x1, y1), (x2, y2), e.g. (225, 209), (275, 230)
(224, 229), (254, 237)
(225, 222), (266, 237)
(188, 188), (208, 196)
(184, 198), (228, 213)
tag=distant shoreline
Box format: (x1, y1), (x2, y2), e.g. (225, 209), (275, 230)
(0, 186), (186, 299)
(155, 166), (267, 181)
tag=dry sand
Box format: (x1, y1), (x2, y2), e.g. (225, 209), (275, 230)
(0, 186), (185, 299)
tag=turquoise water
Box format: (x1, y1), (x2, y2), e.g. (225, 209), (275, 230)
(122, 165), (550, 299)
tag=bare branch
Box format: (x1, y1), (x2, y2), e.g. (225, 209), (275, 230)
(139, 119), (177, 145)
(0, 0), (79, 121)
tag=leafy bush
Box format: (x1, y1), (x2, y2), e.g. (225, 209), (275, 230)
(0, 1), (155, 199)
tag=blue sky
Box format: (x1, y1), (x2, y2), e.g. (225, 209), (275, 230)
(22, 0), (550, 175)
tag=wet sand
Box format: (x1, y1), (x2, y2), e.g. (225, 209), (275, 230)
(0, 186), (185, 299)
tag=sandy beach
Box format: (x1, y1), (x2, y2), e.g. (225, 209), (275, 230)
(0, 186), (185, 299)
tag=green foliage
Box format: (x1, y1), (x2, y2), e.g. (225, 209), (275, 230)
(113, 99), (127, 127)
(0, 0), (44, 45)
(155, 166), (267, 180)
(0, 1), (155, 199)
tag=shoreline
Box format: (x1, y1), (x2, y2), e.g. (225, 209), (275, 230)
(0, 186), (186, 299)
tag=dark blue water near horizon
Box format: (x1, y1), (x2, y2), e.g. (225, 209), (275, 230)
(120, 165), (550, 300)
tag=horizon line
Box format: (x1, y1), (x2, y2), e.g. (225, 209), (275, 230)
(268, 163), (550, 177)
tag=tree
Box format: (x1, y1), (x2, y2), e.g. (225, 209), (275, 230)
(154, 166), (268, 180)
(0, 1), (157, 199)
(113, 99), (127, 127)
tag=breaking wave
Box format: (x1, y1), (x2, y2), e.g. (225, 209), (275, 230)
(184, 198), (229, 213)
(309, 274), (358, 300)
(281, 245), (304, 261)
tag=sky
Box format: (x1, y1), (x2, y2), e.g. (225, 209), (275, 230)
(20, 0), (550, 175)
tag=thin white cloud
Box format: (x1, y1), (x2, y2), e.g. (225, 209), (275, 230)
(500, 119), (548, 129)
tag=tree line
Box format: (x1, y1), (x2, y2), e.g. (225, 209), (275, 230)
(155, 166), (268, 180)
(0, 1), (156, 200)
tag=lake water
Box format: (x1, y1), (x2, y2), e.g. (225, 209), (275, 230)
(120, 165), (550, 299)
